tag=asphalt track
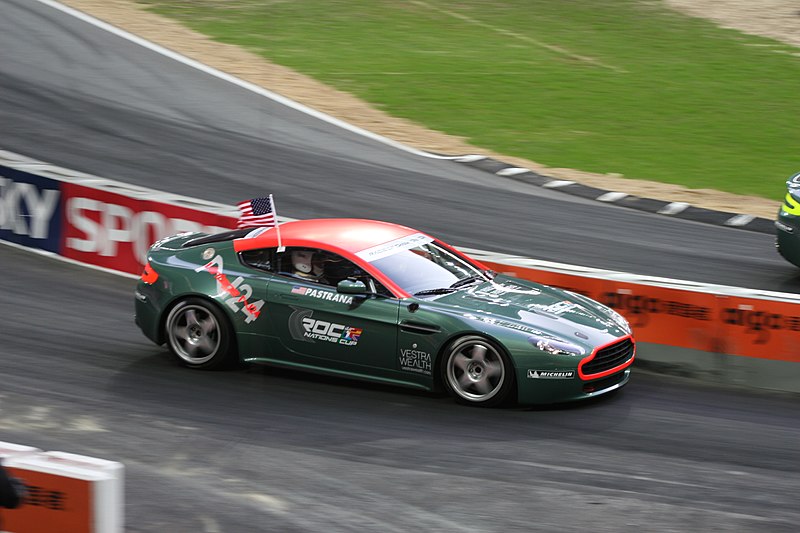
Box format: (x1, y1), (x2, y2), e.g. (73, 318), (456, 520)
(3, 244), (800, 532)
(1, 2), (800, 531)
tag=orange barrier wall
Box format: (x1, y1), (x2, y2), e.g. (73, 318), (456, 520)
(2, 469), (92, 533)
(483, 261), (800, 363)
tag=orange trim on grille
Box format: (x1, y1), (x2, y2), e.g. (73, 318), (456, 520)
(578, 335), (635, 380)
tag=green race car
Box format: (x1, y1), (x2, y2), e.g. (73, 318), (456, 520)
(776, 172), (800, 268)
(135, 218), (634, 406)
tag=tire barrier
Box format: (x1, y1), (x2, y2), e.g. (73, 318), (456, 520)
(2, 149), (798, 393)
(0, 441), (124, 533)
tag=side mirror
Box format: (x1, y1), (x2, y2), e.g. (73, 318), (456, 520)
(337, 279), (369, 295)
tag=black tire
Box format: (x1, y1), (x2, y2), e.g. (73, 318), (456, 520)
(441, 335), (515, 407)
(164, 298), (236, 370)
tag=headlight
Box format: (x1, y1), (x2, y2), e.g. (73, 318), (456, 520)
(528, 335), (585, 356)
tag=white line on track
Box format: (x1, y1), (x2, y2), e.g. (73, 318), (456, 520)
(726, 214), (755, 226)
(0, 239), (139, 280)
(33, 0), (476, 162)
(542, 179), (576, 188)
(596, 191), (629, 202)
(491, 457), (707, 488)
(198, 517), (223, 533)
(658, 201), (690, 215)
(496, 167), (532, 176)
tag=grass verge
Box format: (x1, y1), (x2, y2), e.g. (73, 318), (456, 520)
(139, 0), (800, 199)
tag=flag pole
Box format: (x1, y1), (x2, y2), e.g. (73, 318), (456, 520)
(270, 194), (285, 252)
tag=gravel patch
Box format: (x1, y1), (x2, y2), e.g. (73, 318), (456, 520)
(665, 0), (800, 48)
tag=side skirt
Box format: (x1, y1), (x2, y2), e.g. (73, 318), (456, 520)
(242, 356), (432, 391)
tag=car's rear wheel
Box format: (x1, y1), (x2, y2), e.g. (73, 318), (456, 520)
(165, 298), (235, 370)
(442, 335), (515, 407)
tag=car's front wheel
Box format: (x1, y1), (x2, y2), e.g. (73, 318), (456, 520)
(442, 335), (515, 407)
(165, 298), (235, 370)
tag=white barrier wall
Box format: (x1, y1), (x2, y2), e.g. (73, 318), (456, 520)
(0, 442), (124, 533)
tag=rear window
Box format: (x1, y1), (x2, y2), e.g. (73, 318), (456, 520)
(182, 228), (252, 248)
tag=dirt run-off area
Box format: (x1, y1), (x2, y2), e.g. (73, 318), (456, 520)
(59, 0), (800, 219)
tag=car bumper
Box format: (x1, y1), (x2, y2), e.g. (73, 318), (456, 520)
(134, 284), (163, 345)
(776, 216), (800, 268)
(516, 367), (631, 404)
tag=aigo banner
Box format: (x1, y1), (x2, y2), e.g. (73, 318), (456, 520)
(482, 260), (799, 363)
(59, 182), (236, 275)
(594, 281), (720, 353)
(716, 296), (800, 362)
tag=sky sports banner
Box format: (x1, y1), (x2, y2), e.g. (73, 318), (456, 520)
(60, 182), (235, 274)
(0, 164), (236, 275)
(0, 165), (62, 252)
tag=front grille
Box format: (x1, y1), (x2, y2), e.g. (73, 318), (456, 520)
(583, 371), (626, 393)
(582, 338), (634, 376)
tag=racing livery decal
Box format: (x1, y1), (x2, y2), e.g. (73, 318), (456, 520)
(288, 307), (362, 346)
(291, 286), (353, 305)
(399, 348), (432, 375)
(356, 233), (433, 262)
(468, 281), (541, 299)
(531, 300), (581, 316)
(527, 370), (575, 379)
(195, 254), (264, 323)
(473, 315), (548, 336)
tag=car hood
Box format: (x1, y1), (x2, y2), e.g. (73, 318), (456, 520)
(422, 275), (629, 346)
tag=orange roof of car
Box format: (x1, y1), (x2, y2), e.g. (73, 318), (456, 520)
(233, 218), (423, 256)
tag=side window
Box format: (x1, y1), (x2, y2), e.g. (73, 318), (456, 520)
(239, 248), (275, 272)
(276, 247), (354, 286)
(276, 248), (391, 296)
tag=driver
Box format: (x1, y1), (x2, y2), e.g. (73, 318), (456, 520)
(291, 250), (328, 284)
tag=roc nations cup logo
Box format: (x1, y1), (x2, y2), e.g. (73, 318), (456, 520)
(288, 307), (362, 346)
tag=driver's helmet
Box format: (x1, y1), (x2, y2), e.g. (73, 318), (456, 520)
(291, 250), (315, 274)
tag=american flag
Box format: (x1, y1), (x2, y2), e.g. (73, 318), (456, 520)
(237, 195), (276, 228)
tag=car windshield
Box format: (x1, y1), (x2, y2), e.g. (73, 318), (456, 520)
(370, 242), (485, 295)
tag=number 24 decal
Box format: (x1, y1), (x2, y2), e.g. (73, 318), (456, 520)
(195, 255), (264, 324)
